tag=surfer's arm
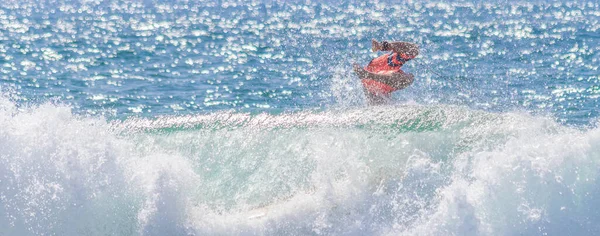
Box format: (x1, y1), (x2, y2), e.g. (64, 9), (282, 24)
(372, 39), (419, 58)
(353, 64), (414, 90)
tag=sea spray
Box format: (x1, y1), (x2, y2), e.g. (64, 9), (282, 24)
(2, 97), (600, 235)
(0, 97), (199, 235)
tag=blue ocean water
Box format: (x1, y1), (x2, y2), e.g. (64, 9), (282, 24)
(1, 0), (600, 235)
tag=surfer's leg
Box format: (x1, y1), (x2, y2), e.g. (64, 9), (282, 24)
(363, 88), (388, 105)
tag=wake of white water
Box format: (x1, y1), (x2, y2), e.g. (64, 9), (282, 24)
(1, 96), (600, 235)
(404, 122), (600, 235)
(0, 97), (199, 235)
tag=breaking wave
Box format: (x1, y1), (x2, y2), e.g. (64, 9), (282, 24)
(1, 95), (599, 235)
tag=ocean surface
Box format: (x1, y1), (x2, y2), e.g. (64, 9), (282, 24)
(1, 0), (600, 235)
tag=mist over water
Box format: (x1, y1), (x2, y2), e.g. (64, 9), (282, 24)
(1, 0), (600, 235)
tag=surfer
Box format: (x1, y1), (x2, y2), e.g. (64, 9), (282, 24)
(353, 39), (419, 105)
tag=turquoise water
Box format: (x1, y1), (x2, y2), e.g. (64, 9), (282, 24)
(1, 1), (600, 235)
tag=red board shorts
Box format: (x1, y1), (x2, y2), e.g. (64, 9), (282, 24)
(361, 79), (396, 95)
(361, 52), (413, 95)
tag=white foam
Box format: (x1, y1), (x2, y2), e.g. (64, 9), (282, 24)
(0, 96), (199, 235)
(1, 95), (600, 235)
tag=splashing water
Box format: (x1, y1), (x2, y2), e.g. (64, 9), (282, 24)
(1, 0), (600, 235)
(2, 94), (600, 235)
